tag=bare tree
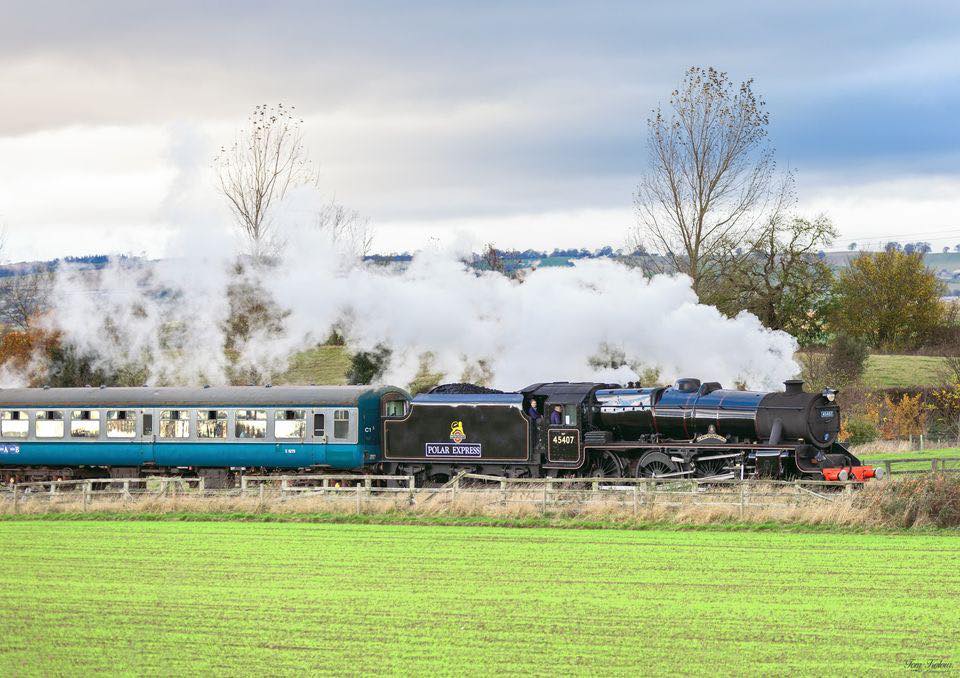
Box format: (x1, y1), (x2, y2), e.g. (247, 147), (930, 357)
(315, 199), (375, 260)
(0, 271), (53, 330)
(635, 67), (779, 296)
(215, 103), (316, 262)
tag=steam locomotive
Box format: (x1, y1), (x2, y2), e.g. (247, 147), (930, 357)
(0, 378), (880, 485)
(381, 378), (881, 483)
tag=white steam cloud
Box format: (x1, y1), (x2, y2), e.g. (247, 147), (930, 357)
(37, 224), (799, 391)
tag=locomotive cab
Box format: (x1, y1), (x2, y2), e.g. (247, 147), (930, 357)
(521, 382), (617, 469)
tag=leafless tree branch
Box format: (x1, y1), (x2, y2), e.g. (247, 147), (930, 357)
(634, 67), (784, 296)
(214, 103), (317, 263)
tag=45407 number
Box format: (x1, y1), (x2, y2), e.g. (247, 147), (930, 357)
(551, 434), (576, 445)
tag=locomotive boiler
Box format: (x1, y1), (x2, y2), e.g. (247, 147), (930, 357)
(594, 378), (840, 448)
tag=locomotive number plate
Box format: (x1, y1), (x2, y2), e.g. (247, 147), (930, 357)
(547, 428), (580, 463)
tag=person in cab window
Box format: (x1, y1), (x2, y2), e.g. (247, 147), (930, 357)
(550, 405), (563, 425)
(527, 400), (541, 423)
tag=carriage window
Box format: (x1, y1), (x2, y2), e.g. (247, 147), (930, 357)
(70, 410), (101, 438)
(313, 413), (325, 438)
(333, 410), (350, 439)
(383, 399), (407, 417)
(159, 410), (190, 439)
(1, 411), (28, 438)
(197, 410), (228, 439)
(106, 410), (137, 438)
(36, 411), (64, 438)
(143, 414), (153, 436)
(275, 410), (305, 439)
(235, 409), (266, 439)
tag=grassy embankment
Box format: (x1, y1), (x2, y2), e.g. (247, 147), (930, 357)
(278, 345), (352, 384)
(278, 346), (953, 389)
(0, 521), (958, 674)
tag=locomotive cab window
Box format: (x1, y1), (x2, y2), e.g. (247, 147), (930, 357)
(36, 410), (64, 438)
(70, 410), (101, 438)
(383, 398), (408, 417)
(106, 410), (137, 438)
(333, 410), (350, 439)
(275, 410), (306, 439)
(1, 410), (28, 438)
(197, 410), (228, 439)
(562, 404), (578, 426)
(235, 409), (266, 439)
(159, 410), (190, 439)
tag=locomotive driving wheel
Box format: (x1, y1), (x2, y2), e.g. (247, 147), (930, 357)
(586, 451), (624, 478)
(693, 456), (728, 478)
(635, 451), (679, 478)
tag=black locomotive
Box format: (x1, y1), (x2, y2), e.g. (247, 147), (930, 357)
(381, 378), (881, 482)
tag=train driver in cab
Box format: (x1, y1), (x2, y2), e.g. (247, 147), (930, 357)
(550, 405), (563, 425)
(527, 399), (542, 424)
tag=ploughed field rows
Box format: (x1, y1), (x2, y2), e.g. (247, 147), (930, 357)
(1, 522), (959, 674)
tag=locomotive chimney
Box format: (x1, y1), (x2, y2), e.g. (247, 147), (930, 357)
(784, 379), (804, 394)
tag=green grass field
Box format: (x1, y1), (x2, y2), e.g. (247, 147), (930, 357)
(1, 521), (958, 674)
(860, 447), (960, 472)
(862, 354), (949, 388)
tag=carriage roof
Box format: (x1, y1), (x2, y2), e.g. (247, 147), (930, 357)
(0, 385), (404, 408)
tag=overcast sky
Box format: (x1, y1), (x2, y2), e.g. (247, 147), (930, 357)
(1, 0), (959, 261)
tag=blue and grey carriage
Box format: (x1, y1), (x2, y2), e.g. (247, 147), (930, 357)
(0, 385), (409, 485)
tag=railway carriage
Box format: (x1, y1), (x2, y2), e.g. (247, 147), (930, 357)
(0, 385), (409, 485)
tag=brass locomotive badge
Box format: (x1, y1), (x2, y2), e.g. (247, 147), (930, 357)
(449, 421), (466, 443)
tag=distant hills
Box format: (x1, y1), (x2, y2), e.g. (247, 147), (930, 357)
(4, 249), (960, 294)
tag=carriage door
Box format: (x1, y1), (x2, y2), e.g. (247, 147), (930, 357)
(309, 410), (328, 466)
(546, 403), (581, 465)
(140, 408), (158, 465)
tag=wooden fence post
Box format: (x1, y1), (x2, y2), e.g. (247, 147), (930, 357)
(82, 481), (91, 512)
(13, 485), (19, 514)
(931, 459), (939, 473)
(739, 482), (746, 518)
(280, 477), (288, 498)
(500, 479), (507, 507)
(407, 476), (415, 505)
(632, 483), (638, 516)
(355, 483), (362, 514)
(884, 461), (892, 478)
